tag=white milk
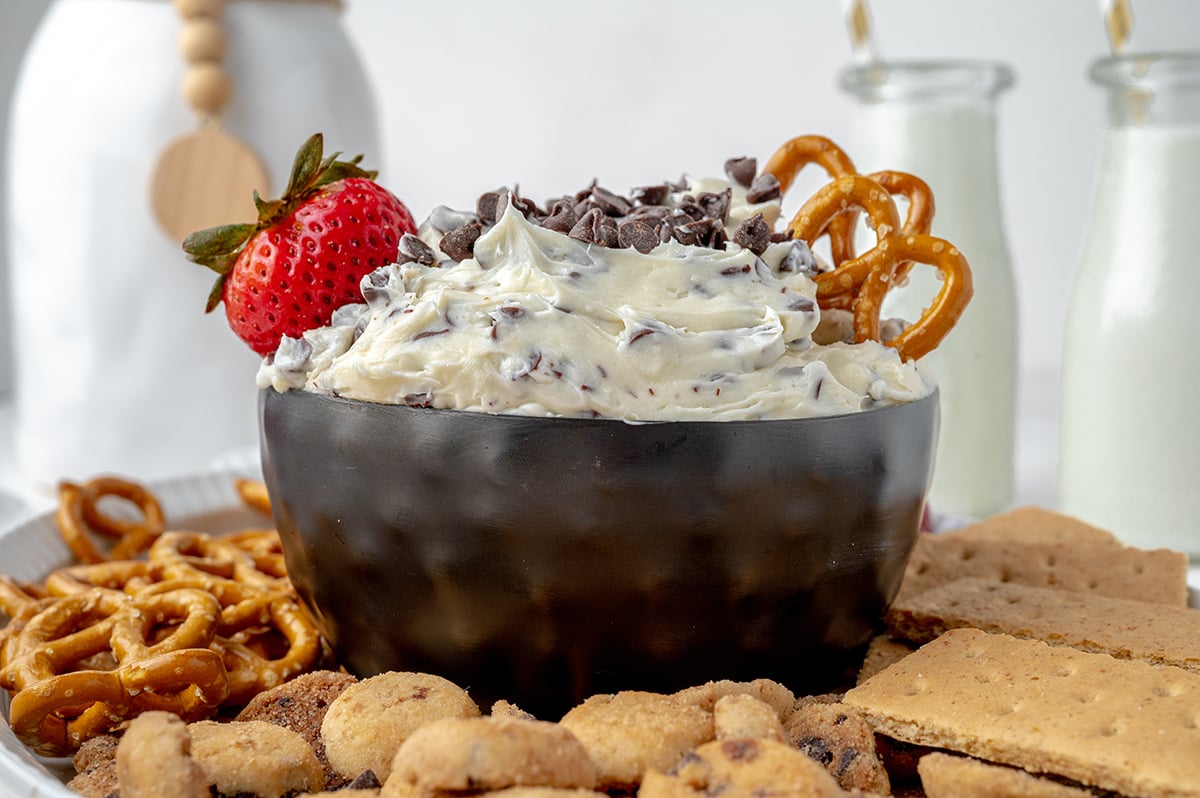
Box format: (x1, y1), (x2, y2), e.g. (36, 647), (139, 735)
(1059, 126), (1200, 553)
(846, 100), (1018, 519)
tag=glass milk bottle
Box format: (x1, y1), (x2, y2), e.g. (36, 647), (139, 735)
(840, 61), (1019, 519)
(1059, 53), (1200, 554)
(6, 0), (379, 490)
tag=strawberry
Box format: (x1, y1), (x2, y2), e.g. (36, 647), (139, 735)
(184, 133), (417, 356)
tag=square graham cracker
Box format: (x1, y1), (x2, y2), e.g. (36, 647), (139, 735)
(941, 506), (1120, 546)
(917, 752), (1094, 798)
(844, 629), (1200, 798)
(886, 577), (1200, 673)
(896, 534), (1189, 606)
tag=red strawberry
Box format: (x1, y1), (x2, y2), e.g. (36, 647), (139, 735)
(184, 133), (417, 356)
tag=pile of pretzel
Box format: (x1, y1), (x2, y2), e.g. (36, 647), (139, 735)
(0, 476), (323, 757)
(763, 135), (973, 362)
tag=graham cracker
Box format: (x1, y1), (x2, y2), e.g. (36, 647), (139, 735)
(856, 636), (916, 685)
(941, 506), (1120, 546)
(843, 628), (1200, 798)
(886, 577), (1200, 673)
(917, 752), (1093, 798)
(896, 533), (1188, 606)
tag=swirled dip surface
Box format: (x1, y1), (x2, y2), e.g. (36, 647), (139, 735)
(258, 176), (932, 420)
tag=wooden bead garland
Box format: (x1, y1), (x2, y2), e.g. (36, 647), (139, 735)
(150, 0), (268, 243)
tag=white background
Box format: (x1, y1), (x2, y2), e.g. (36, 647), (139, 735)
(0, 0), (1198, 506)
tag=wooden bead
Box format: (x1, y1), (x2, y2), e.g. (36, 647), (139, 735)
(179, 18), (227, 63)
(173, 0), (225, 19)
(182, 62), (232, 117)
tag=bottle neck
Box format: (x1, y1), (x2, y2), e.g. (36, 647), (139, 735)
(1092, 52), (1200, 128)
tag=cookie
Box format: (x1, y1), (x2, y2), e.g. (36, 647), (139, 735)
(713, 694), (788, 742)
(384, 715), (597, 796)
(67, 734), (121, 798)
(856, 636), (916, 685)
(492, 699), (537, 720)
(321, 671), (480, 781)
(639, 738), (844, 798)
(236, 669), (358, 786)
(896, 534), (1188, 605)
(783, 701), (889, 794)
(189, 719), (324, 797)
(560, 691), (713, 790)
(673, 679), (796, 719)
(115, 711), (208, 798)
(917, 752), (1093, 798)
(844, 628), (1200, 798)
(886, 576), (1200, 672)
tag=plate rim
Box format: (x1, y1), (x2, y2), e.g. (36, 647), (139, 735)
(0, 469), (264, 796)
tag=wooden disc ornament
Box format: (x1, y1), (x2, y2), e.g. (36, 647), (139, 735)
(150, 0), (270, 242)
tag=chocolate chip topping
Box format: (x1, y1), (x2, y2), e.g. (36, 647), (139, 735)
(476, 189), (507, 226)
(724, 156), (757, 188)
(745, 173), (782, 204)
(347, 770), (382, 790)
(617, 219), (659, 254)
(447, 156), (785, 256)
(541, 200), (577, 234)
(569, 208), (619, 247)
(779, 239), (819, 275)
(396, 233), (436, 266)
(439, 222), (482, 262)
(732, 213), (771, 255)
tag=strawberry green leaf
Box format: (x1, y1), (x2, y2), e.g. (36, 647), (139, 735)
(183, 223), (257, 267)
(205, 274), (227, 313)
(285, 133), (326, 199)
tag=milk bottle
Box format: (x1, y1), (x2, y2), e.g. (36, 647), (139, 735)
(841, 61), (1019, 519)
(1060, 53), (1200, 555)
(6, 0), (379, 489)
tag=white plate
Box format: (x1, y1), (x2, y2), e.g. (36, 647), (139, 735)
(0, 471), (270, 797)
(1, 482), (1198, 797)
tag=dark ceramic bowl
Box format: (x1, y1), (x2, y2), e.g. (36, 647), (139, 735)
(259, 389), (937, 716)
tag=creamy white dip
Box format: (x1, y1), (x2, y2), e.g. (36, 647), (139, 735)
(258, 177), (932, 420)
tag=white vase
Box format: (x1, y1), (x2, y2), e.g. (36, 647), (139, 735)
(6, 0), (381, 490)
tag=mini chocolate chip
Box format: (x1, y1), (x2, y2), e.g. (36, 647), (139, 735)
(347, 770), (382, 790)
(626, 204), (669, 221)
(569, 208), (618, 247)
(498, 191), (542, 221)
(710, 225), (728, 250)
(590, 185), (633, 217)
(724, 156), (757, 187)
(541, 200), (577, 234)
(797, 736), (834, 766)
(674, 196), (706, 222)
(439, 222), (482, 261)
(666, 174), (689, 192)
(273, 336), (312, 372)
(745, 173), (781, 203)
(573, 179), (598, 203)
(834, 748), (859, 778)
(674, 218), (714, 247)
(633, 184), (670, 206)
(404, 392), (433, 408)
(476, 189), (507, 225)
(733, 213), (771, 255)
(396, 233), (436, 266)
(698, 188), (731, 223)
(770, 229), (795, 243)
(779, 239), (819, 275)
(618, 219), (659, 254)
(721, 739), (760, 762)
(788, 295), (816, 313)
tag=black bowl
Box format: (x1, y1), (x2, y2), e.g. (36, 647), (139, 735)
(259, 389), (937, 716)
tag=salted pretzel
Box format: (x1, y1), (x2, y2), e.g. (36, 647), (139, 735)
(211, 592), (324, 705)
(762, 135), (860, 266)
(234, 477), (273, 516)
(56, 477), (166, 564)
(783, 172), (972, 362)
(1, 586), (229, 755)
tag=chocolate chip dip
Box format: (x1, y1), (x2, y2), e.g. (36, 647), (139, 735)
(257, 159), (932, 420)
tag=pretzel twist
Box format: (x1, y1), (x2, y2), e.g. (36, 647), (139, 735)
(762, 134), (859, 265)
(8, 648), (228, 757)
(56, 477), (166, 564)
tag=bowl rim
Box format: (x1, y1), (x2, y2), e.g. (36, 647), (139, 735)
(260, 386), (938, 428)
